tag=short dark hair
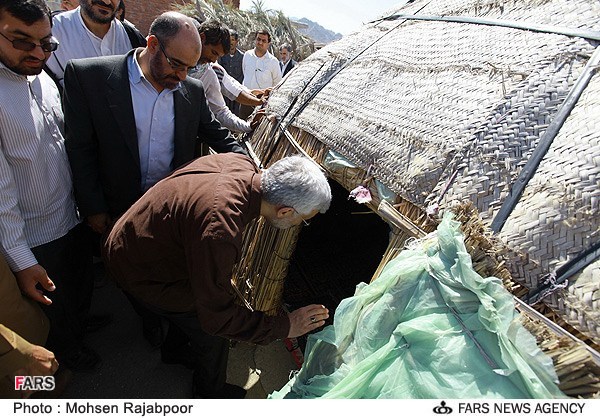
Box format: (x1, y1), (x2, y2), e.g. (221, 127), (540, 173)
(256, 29), (271, 43)
(198, 19), (230, 52)
(0, 0), (51, 26)
(149, 13), (183, 43)
(229, 29), (238, 40)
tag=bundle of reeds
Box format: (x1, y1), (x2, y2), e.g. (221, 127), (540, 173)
(231, 217), (301, 315)
(230, 122), (327, 316)
(518, 301), (600, 398)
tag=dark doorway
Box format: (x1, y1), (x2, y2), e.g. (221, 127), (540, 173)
(283, 181), (391, 334)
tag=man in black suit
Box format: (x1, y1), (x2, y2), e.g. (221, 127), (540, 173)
(63, 11), (245, 349)
(279, 43), (296, 77)
(64, 11), (244, 232)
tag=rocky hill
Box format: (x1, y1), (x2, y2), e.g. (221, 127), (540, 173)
(297, 17), (343, 44)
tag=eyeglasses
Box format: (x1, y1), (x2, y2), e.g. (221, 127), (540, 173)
(0, 31), (59, 53)
(292, 208), (311, 227)
(156, 38), (197, 74)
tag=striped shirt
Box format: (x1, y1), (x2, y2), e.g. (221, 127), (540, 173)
(0, 62), (80, 272)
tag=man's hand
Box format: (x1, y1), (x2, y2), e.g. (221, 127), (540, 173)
(86, 213), (111, 235)
(262, 87), (273, 99)
(250, 109), (266, 130)
(236, 90), (264, 107)
(287, 304), (329, 338)
(13, 345), (58, 398)
(22, 345), (58, 376)
(250, 88), (265, 98)
(15, 264), (55, 305)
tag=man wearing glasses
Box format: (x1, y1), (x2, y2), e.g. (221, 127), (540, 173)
(0, 0), (99, 371)
(62, 12), (245, 347)
(104, 154), (331, 398)
(45, 0), (146, 88)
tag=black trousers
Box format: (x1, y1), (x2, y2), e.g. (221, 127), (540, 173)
(31, 223), (93, 358)
(136, 298), (229, 396)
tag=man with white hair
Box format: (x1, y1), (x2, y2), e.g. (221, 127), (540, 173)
(278, 42), (296, 77)
(103, 153), (332, 398)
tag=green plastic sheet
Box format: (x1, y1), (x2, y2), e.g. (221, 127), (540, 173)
(271, 213), (565, 399)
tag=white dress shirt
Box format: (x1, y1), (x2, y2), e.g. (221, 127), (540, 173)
(242, 49), (282, 90)
(212, 62), (250, 101)
(0, 62), (79, 272)
(46, 7), (133, 86)
(190, 64), (251, 133)
(127, 52), (177, 192)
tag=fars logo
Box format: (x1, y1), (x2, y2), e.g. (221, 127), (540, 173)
(14, 376), (55, 391)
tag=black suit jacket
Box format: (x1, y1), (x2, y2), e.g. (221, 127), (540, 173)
(63, 50), (245, 218)
(282, 59), (296, 77)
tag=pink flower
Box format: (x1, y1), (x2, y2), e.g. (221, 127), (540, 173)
(349, 185), (372, 204)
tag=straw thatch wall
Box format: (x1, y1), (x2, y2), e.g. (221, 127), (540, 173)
(263, 0), (599, 349)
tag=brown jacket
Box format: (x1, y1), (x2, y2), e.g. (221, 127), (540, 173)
(104, 153), (289, 345)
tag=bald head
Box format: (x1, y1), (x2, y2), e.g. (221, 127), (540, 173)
(141, 12), (202, 92)
(149, 12), (201, 54)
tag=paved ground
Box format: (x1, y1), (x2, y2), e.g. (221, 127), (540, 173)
(60, 264), (298, 399)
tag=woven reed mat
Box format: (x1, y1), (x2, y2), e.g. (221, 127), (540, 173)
(495, 70), (600, 345)
(265, 0), (599, 348)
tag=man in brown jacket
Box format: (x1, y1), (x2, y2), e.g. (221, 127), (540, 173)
(104, 153), (331, 398)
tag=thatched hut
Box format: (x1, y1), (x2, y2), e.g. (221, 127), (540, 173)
(231, 0), (600, 397)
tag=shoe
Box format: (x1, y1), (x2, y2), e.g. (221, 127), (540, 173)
(193, 383), (247, 399)
(85, 314), (113, 333)
(161, 343), (197, 369)
(143, 323), (164, 348)
(61, 346), (101, 372)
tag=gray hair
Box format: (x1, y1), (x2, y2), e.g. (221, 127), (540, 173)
(262, 156), (331, 215)
(279, 43), (292, 52)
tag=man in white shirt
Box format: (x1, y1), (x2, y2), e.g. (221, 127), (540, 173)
(212, 62), (266, 111)
(0, 0), (99, 372)
(190, 19), (263, 133)
(45, 0), (145, 87)
(240, 29), (281, 119)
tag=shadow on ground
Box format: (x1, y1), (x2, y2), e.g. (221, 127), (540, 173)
(60, 264), (297, 399)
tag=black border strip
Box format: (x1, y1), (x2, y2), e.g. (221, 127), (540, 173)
(370, 14), (600, 41)
(526, 241), (600, 304)
(491, 46), (600, 233)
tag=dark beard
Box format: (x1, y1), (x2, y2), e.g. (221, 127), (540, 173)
(80, 0), (117, 24)
(0, 51), (45, 76)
